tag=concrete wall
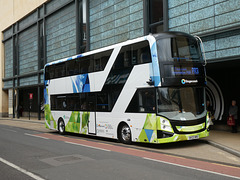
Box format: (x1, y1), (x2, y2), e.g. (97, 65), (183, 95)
(0, 0), (48, 116)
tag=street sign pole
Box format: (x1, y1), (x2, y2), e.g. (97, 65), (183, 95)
(29, 93), (33, 120)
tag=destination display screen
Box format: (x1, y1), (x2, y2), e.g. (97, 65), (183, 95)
(173, 67), (199, 75)
(164, 65), (202, 77)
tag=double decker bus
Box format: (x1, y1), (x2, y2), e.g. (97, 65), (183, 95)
(44, 31), (210, 144)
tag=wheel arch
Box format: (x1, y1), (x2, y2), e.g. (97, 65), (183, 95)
(57, 117), (66, 135)
(117, 121), (132, 144)
(57, 117), (64, 129)
(117, 121), (128, 138)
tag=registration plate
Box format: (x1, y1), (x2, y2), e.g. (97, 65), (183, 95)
(188, 135), (199, 140)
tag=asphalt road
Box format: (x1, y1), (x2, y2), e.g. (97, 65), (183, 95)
(0, 124), (240, 180)
(1, 119), (240, 166)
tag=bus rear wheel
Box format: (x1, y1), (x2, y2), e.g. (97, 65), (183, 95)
(58, 119), (65, 135)
(119, 124), (131, 144)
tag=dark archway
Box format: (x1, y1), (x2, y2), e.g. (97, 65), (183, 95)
(206, 59), (240, 122)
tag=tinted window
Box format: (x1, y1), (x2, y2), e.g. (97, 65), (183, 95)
(86, 93), (96, 111)
(66, 94), (80, 111)
(54, 63), (66, 78)
(45, 66), (50, 80)
(126, 88), (156, 113)
(51, 93), (96, 111)
(50, 85), (123, 112)
(66, 60), (80, 76)
(45, 49), (113, 80)
(157, 87), (205, 120)
(96, 92), (109, 111)
(149, 0), (163, 24)
(80, 58), (92, 74)
(171, 37), (201, 61)
(114, 41), (151, 70)
(101, 56), (108, 70)
(157, 36), (202, 62)
(93, 50), (112, 71)
(51, 95), (67, 110)
(45, 65), (55, 80)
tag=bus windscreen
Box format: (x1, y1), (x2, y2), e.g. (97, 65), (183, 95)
(156, 36), (203, 62)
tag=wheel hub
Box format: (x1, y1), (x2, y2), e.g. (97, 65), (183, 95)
(121, 125), (131, 142)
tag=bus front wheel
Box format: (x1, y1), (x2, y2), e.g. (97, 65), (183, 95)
(118, 124), (131, 144)
(58, 119), (65, 135)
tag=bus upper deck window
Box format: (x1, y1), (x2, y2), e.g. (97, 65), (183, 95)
(45, 66), (50, 80)
(80, 59), (90, 74)
(66, 60), (79, 76)
(55, 63), (66, 78)
(45, 65), (55, 80)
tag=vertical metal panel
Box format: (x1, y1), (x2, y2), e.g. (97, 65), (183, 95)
(46, 0), (72, 14)
(46, 2), (76, 62)
(38, 86), (41, 120)
(18, 25), (38, 75)
(4, 39), (13, 78)
(163, 0), (169, 31)
(76, 0), (81, 54)
(85, 0), (90, 51)
(3, 26), (12, 40)
(143, 0), (149, 35)
(19, 11), (38, 30)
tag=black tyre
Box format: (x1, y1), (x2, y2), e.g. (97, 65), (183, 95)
(58, 119), (65, 135)
(118, 124), (131, 144)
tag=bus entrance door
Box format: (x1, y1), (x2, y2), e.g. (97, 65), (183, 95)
(88, 112), (96, 134)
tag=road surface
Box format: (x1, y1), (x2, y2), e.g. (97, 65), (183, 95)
(0, 124), (240, 180)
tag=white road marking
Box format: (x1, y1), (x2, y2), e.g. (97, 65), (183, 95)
(143, 157), (240, 180)
(64, 141), (111, 152)
(24, 133), (49, 140)
(4, 129), (17, 133)
(0, 157), (45, 180)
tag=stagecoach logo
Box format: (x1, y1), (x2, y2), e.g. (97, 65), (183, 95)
(181, 79), (198, 84)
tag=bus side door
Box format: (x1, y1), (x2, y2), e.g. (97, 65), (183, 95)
(87, 94), (96, 134)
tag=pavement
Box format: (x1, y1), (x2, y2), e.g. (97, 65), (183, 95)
(205, 129), (240, 158)
(0, 117), (240, 159)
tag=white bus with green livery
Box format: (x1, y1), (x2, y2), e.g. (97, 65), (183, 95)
(44, 31), (210, 144)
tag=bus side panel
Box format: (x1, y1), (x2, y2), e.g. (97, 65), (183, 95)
(134, 114), (158, 143)
(95, 112), (148, 141)
(64, 111), (89, 134)
(89, 46), (121, 92)
(123, 113), (157, 143)
(50, 111), (92, 135)
(112, 63), (151, 113)
(95, 112), (116, 138)
(51, 111), (72, 130)
(44, 79), (56, 130)
(146, 36), (161, 87)
(44, 103), (57, 130)
(49, 75), (90, 95)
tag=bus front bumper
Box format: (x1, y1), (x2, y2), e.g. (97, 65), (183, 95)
(156, 129), (209, 144)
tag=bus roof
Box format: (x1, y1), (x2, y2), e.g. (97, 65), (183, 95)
(44, 31), (195, 69)
(44, 35), (151, 68)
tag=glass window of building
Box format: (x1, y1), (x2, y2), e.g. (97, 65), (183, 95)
(145, 0), (168, 34)
(2, 0), (89, 120)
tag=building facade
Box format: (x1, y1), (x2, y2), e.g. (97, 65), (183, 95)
(1, 0), (239, 122)
(168, 0), (240, 121)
